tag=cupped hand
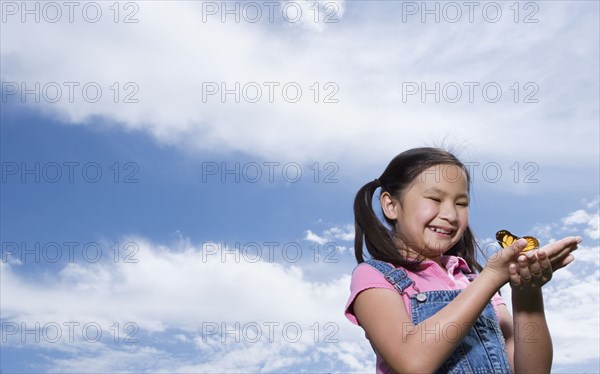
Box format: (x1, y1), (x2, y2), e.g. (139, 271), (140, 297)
(483, 238), (530, 284)
(509, 249), (553, 290)
(483, 236), (582, 287)
(537, 236), (582, 271)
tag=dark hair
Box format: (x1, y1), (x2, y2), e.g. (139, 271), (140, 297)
(353, 147), (483, 272)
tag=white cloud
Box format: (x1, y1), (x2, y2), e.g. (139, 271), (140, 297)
(304, 224), (354, 259)
(305, 224), (354, 244)
(1, 0), (599, 370)
(563, 209), (593, 225)
(585, 196), (600, 210)
(304, 229), (328, 245)
(3, 240), (345, 328)
(0, 238), (370, 371)
(3, 197), (599, 371)
(562, 207), (600, 240)
(324, 224), (355, 242)
(1, 1), (598, 175)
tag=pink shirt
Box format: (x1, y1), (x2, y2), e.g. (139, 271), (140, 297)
(344, 256), (505, 374)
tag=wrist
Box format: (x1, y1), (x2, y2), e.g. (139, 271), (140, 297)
(512, 287), (545, 312)
(512, 285), (543, 298)
(479, 267), (508, 289)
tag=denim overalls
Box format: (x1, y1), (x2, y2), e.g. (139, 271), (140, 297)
(366, 259), (512, 374)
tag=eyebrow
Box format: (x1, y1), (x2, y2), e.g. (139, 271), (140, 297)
(424, 187), (469, 199)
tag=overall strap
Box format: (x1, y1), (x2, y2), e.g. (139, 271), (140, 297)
(365, 259), (414, 294)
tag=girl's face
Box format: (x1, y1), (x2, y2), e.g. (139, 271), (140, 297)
(383, 164), (470, 261)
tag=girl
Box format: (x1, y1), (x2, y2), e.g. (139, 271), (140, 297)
(345, 147), (582, 374)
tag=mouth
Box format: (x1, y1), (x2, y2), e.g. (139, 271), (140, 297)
(428, 226), (455, 236)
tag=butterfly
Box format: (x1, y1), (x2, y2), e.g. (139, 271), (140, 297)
(496, 229), (539, 252)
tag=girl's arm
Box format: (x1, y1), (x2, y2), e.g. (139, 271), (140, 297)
(511, 284), (552, 373)
(355, 236), (581, 374)
(497, 254), (553, 374)
(354, 270), (503, 373)
(353, 240), (526, 373)
(499, 236), (581, 373)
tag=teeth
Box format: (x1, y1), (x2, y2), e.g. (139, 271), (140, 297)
(430, 227), (450, 234)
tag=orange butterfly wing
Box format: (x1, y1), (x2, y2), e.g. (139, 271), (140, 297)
(496, 230), (539, 252)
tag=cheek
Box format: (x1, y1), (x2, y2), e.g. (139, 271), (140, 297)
(418, 202), (438, 220)
(458, 209), (469, 229)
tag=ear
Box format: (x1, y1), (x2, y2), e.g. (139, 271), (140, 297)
(380, 191), (400, 220)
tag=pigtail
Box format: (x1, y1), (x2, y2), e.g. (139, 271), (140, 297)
(353, 179), (382, 263)
(353, 178), (411, 267)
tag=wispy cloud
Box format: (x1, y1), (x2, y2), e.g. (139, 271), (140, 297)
(562, 208), (599, 240)
(2, 1), (597, 172)
(2, 197), (598, 371)
(305, 224), (353, 246)
(2, 1), (598, 372)
(1, 237), (369, 371)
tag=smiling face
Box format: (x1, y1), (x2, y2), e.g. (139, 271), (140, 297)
(381, 164), (470, 263)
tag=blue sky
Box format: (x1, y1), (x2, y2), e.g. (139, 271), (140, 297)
(1, 0), (599, 372)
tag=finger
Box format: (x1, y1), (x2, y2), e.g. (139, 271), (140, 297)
(544, 241), (578, 271)
(509, 263), (521, 288)
(536, 249), (552, 269)
(560, 254), (575, 267)
(527, 252), (542, 274)
(524, 253), (544, 286)
(518, 255), (532, 283)
(507, 238), (529, 258)
(537, 249), (553, 282)
(543, 236), (582, 258)
(543, 247), (574, 269)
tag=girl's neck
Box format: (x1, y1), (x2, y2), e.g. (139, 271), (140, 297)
(400, 248), (447, 271)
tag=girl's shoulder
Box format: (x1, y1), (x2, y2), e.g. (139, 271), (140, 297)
(345, 262), (398, 325)
(349, 260), (412, 296)
(350, 261), (392, 285)
(351, 259), (410, 279)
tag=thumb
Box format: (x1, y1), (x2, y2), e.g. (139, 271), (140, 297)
(507, 238), (528, 255)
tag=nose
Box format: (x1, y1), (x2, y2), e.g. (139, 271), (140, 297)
(438, 202), (458, 223)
